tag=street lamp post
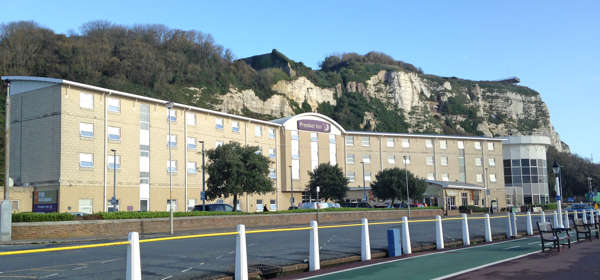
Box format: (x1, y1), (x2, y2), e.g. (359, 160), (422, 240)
(166, 102), (174, 235)
(110, 149), (117, 211)
(360, 161), (366, 202)
(316, 186), (320, 223)
(403, 155), (410, 217)
(553, 161), (564, 228)
(199, 141), (206, 210)
(289, 165), (294, 209)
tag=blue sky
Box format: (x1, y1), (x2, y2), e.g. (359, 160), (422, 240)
(4, 0), (599, 162)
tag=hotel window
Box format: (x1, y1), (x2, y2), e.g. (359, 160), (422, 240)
(216, 141), (224, 147)
(347, 172), (356, 182)
(167, 135), (177, 147)
(256, 147), (263, 155)
(291, 130), (299, 140)
(475, 157), (482, 166)
(80, 123), (94, 138)
(362, 154), (371, 164)
(440, 156), (448, 166)
(442, 173), (449, 182)
(216, 118), (224, 130)
(476, 174), (483, 183)
(440, 140), (447, 150)
(402, 139), (410, 148)
(458, 141), (464, 150)
(361, 136), (370, 146)
(108, 155), (121, 170)
(427, 173), (435, 180)
(268, 128), (275, 139)
(269, 169), (276, 179)
(167, 160), (177, 173)
(329, 135), (336, 144)
(187, 137), (196, 150)
(403, 155), (411, 165)
(291, 131), (299, 160)
(364, 172), (372, 182)
(488, 142), (494, 151)
(167, 109), (176, 122)
(345, 136), (354, 146)
(292, 159), (300, 180)
(269, 148), (276, 159)
(388, 155), (396, 164)
(186, 112), (196, 126)
(80, 92), (93, 109)
(346, 154), (355, 165)
(108, 126), (121, 141)
(474, 141), (481, 150)
(425, 139), (433, 148)
(489, 158), (496, 167)
(329, 135), (337, 165)
(489, 174), (497, 183)
(107, 97), (120, 113)
(232, 121), (240, 133)
(386, 138), (394, 147)
(187, 162), (197, 174)
(426, 156), (433, 166)
(255, 125), (262, 137)
(79, 153), (93, 168)
(311, 132), (318, 142)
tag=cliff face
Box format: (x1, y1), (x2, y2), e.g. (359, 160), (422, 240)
(213, 69), (568, 152)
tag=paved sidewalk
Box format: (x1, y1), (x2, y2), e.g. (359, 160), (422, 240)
(449, 239), (600, 279)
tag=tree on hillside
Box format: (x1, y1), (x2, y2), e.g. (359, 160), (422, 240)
(307, 164), (349, 202)
(206, 142), (273, 211)
(547, 146), (600, 198)
(371, 168), (427, 204)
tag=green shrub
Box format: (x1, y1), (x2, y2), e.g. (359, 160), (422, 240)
(458, 205), (488, 213)
(12, 212), (75, 222)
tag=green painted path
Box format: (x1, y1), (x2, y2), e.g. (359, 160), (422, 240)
(306, 237), (547, 280)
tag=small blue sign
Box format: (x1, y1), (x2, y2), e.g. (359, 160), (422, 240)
(568, 197), (575, 202)
(201, 191), (206, 200)
(555, 195), (561, 201)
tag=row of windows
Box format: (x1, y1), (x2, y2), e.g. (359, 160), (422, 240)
(503, 158), (549, 187)
(344, 136), (495, 151)
(345, 171), (497, 184)
(345, 154), (496, 167)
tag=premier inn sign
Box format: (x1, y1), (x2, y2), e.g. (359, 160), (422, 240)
(297, 119), (331, 133)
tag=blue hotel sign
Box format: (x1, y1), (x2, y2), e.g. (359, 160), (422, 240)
(297, 120), (331, 133)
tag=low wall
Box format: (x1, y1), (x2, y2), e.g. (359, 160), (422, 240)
(12, 209), (442, 240)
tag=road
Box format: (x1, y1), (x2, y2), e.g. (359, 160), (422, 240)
(0, 213), (555, 279)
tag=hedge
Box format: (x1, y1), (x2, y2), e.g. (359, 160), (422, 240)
(12, 212), (75, 222)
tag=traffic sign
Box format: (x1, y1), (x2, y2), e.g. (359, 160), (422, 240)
(555, 195), (561, 201)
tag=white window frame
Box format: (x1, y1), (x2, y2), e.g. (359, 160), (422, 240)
(364, 172), (372, 182)
(362, 154), (371, 164)
(80, 122), (94, 138)
(187, 137), (196, 150)
(402, 139), (410, 148)
(216, 118), (224, 130)
(269, 168), (276, 179)
(489, 158), (496, 167)
(347, 171), (355, 182)
(232, 121), (240, 133)
(108, 155), (121, 170)
(442, 173), (449, 182)
(489, 174), (497, 183)
(346, 154), (355, 165)
(79, 153), (93, 168)
(425, 139), (433, 149)
(403, 155), (411, 165)
(255, 125), (262, 137)
(107, 97), (120, 113)
(80, 92), (93, 109)
(361, 136), (370, 146)
(108, 126), (121, 141)
(167, 135), (177, 147)
(388, 155), (396, 164)
(187, 161), (197, 174)
(386, 138), (394, 148)
(440, 140), (447, 150)
(311, 132), (318, 142)
(167, 160), (177, 173)
(268, 147), (276, 159)
(476, 174), (483, 183)
(475, 157), (482, 167)
(426, 156), (433, 166)
(268, 128), (275, 139)
(488, 142), (494, 151)
(186, 112), (196, 126)
(216, 141), (224, 147)
(458, 141), (464, 150)
(345, 136), (354, 146)
(167, 109), (176, 122)
(474, 141), (482, 150)
(427, 173), (435, 180)
(441, 156), (448, 166)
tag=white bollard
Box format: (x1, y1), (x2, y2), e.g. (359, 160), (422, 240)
(309, 220), (320, 271)
(526, 212), (533, 235)
(553, 211), (559, 228)
(506, 213), (513, 238)
(511, 212), (518, 237)
(401, 216), (412, 254)
(126, 232), (141, 280)
(583, 210), (588, 224)
(235, 224), (248, 280)
(541, 211), (546, 223)
(435, 215), (444, 250)
(563, 211), (570, 228)
(361, 218), (371, 261)
(461, 213), (470, 246)
(484, 214), (492, 242)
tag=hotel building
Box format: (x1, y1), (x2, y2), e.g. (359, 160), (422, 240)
(1, 76), (507, 213)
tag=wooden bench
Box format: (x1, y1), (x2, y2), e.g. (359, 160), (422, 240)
(570, 216), (598, 241)
(537, 221), (570, 252)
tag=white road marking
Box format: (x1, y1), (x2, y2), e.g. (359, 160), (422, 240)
(40, 273), (59, 279)
(181, 267), (192, 273)
(199, 262), (204, 266)
(227, 250), (235, 254)
(160, 276), (173, 280)
(71, 266), (87, 271)
(216, 255), (224, 260)
(100, 259), (118, 264)
(505, 246), (520, 250)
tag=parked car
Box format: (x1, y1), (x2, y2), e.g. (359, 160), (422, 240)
(327, 202), (341, 208)
(299, 202), (329, 209)
(566, 203), (594, 220)
(192, 203), (234, 212)
(340, 202), (373, 208)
